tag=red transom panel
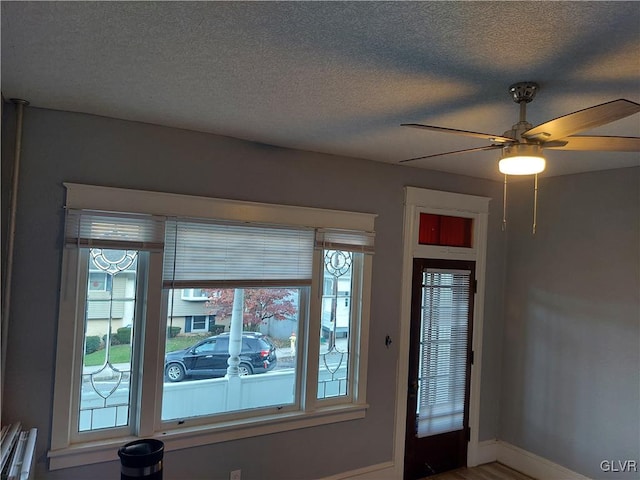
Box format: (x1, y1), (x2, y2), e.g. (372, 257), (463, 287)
(418, 213), (473, 248)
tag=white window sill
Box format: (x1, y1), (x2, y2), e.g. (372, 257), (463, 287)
(48, 403), (368, 470)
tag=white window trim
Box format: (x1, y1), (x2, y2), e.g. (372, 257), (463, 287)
(63, 183), (374, 232)
(181, 288), (209, 301)
(189, 315), (211, 332)
(50, 183), (376, 470)
(87, 271), (109, 291)
(313, 251), (369, 406)
(392, 187), (490, 478)
(70, 250), (140, 443)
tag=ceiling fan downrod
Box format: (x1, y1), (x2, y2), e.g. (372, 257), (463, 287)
(509, 81), (539, 122)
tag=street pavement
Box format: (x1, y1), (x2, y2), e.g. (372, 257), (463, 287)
(83, 337), (349, 379)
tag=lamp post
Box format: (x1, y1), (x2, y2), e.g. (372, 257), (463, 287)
(226, 288), (244, 378)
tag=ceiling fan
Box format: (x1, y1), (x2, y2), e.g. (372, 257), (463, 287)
(400, 82), (640, 233)
(400, 82), (640, 175)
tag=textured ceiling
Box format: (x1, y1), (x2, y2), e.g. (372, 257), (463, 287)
(2, 1), (639, 180)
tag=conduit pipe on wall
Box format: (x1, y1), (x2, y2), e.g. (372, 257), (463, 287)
(1, 98), (29, 407)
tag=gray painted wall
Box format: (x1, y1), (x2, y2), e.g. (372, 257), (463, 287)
(2, 105), (506, 479)
(501, 168), (640, 479)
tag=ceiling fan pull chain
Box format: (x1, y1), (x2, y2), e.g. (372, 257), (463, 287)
(502, 174), (508, 232)
(532, 174), (539, 235)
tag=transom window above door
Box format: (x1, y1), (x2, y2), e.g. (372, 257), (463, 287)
(419, 213), (474, 248)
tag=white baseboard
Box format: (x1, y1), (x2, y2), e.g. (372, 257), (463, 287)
(496, 441), (591, 480)
(321, 440), (590, 480)
(474, 439), (499, 466)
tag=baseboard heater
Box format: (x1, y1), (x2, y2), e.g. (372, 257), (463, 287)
(1, 423), (37, 480)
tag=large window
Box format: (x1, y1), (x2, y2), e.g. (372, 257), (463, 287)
(50, 184), (375, 470)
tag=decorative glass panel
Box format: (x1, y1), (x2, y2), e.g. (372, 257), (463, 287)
(318, 250), (353, 399)
(80, 249), (138, 432)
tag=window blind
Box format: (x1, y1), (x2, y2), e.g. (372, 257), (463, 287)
(417, 268), (471, 438)
(65, 209), (165, 250)
(315, 228), (375, 254)
(163, 219), (314, 288)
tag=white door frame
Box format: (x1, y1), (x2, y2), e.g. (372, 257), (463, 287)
(393, 187), (490, 478)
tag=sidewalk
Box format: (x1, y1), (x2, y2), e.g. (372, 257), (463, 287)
(83, 363), (131, 381)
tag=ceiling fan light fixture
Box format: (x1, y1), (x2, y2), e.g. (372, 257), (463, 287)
(499, 144), (546, 175)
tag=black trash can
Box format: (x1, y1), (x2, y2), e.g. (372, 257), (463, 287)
(118, 439), (164, 480)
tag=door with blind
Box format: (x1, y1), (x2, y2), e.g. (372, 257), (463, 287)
(404, 259), (475, 479)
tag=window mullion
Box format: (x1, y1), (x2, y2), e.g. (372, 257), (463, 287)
(346, 253), (363, 402)
(68, 250), (90, 443)
(353, 255), (372, 405)
(51, 248), (83, 450)
(137, 251), (166, 437)
(304, 250), (323, 410)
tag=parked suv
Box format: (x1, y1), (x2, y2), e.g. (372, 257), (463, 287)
(164, 332), (277, 382)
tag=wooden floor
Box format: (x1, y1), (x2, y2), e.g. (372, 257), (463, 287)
(423, 462), (534, 480)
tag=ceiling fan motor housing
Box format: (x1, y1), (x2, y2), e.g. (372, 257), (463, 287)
(502, 143), (542, 158)
(509, 82), (539, 103)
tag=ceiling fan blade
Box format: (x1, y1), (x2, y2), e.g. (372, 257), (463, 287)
(399, 145), (503, 163)
(401, 123), (515, 143)
(543, 135), (640, 151)
(523, 99), (640, 142)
